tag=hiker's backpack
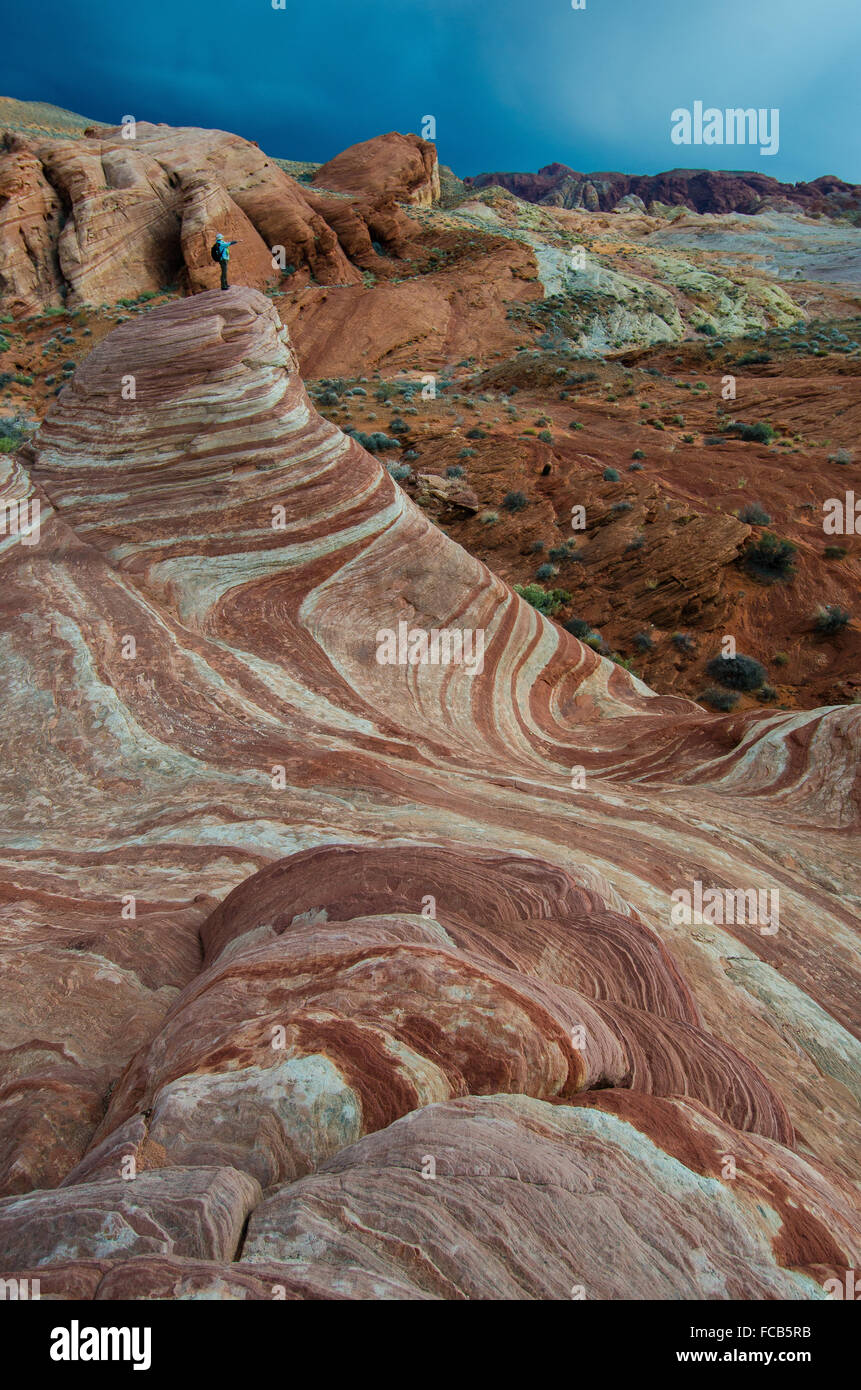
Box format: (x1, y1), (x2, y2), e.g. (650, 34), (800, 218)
(210, 241), (224, 263)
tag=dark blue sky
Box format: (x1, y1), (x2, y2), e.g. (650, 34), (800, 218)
(4, 0), (860, 182)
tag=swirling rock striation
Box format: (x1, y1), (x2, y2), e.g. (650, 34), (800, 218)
(0, 288), (857, 1297)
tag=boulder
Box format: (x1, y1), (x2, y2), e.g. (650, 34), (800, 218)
(313, 131), (440, 207)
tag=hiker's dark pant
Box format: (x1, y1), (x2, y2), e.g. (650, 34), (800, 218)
(220, 260), (229, 290)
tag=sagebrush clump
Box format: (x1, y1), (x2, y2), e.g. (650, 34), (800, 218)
(743, 532), (796, 583)
(814, 604), (850, 635)
(705, 654), (766, 691)
(514, 583), (571, 617)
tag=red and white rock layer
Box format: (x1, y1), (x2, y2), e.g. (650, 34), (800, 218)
(0, 289), (857, 1298)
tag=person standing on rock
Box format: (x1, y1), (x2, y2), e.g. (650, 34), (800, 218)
(211, 233), (238, 290)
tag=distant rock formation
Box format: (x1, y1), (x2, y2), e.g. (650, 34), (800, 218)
(0, 289), (858, 1297)
(464, 164), (861, 219)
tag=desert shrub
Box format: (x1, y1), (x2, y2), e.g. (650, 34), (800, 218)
(538, 430), (552, 443)
(612, 500), (633, 513)
(568, 420), (584, 430)
(629, 462), (644, 471)
(548, 544), (578, 563)
(736, 352), (771, 366)
(829, 447), (852, 465)
(466, 427), (486, 439)
(564, 617), (592, 639)
(535, 563), (558, 580)
(672, 631), (695, 654)
(352, 431), (401, 453)
(824, 545), (847, 559)
(479, 511), (498, 525)
(814, 604), (850, 635)
(743, 532), (796, 583)
(701, 687), (739, 711)
(0, 414), (37, 452)
(756, 685), (777, 702)
(730, 421), (775, 444)
(458, 448), (476, 459)
(446, 465), (465, 478)
(738, 503), (772, 525)
(705, 653), (766, 691)
(632, 449), (645, 460)
(633, 631), (654, 652)
(603, 467), (620, 481)
(387, 463), (412, 482)
(530, 540), (545, 553)
(503, 491), (528, 512)
(514, 584), (571, 617)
